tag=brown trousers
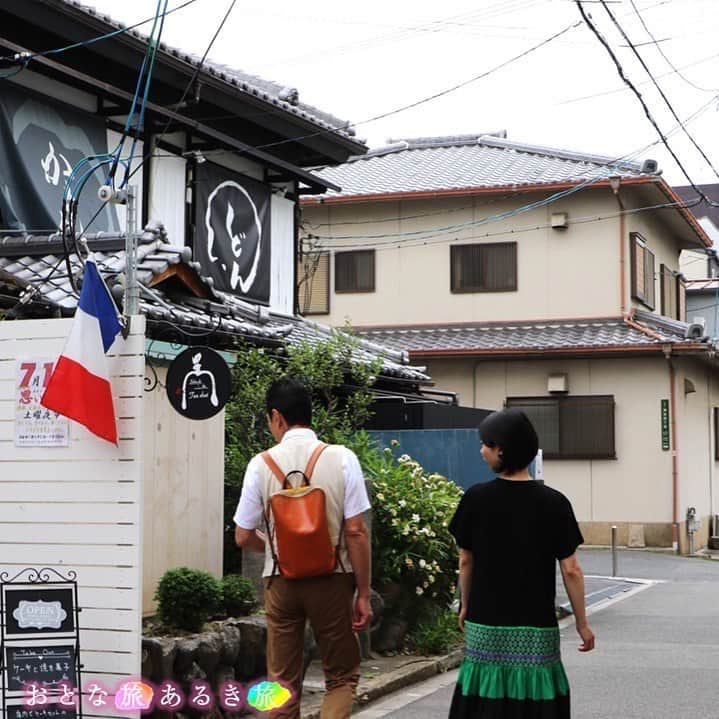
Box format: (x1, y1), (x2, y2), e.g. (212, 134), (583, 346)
(264, 573), (361, 719)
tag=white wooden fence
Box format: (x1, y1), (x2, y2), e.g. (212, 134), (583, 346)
(0, 317), (145, 718)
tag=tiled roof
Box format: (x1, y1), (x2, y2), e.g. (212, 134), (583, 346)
(309, 133), (658, 200)
(354, 311), (711, 357)
(51, 0), (362, 147)
(0, 228), (428, 383)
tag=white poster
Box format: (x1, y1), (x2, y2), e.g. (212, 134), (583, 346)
(15, 358), (69, 447)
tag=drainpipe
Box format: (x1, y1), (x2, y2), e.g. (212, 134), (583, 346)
(609, 177), (626, 315)
(664, 345), (680, 552)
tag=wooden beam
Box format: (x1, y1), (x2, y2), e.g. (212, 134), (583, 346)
(148, 264), (213, 299)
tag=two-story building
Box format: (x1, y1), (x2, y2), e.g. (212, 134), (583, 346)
(301, 133), (719, 552)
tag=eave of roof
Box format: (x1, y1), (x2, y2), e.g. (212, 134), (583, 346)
(353, 311), (717, 361)
(45, 0), (366, 153)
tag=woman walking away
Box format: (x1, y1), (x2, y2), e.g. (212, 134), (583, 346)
(448, 408), (594, 719)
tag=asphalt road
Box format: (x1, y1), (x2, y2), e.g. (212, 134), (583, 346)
(361, 549), (719, 719)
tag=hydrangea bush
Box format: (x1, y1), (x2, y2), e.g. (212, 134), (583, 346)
(350, 433), (463, 623)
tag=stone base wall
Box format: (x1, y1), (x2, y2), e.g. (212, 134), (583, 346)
(142, 617), (315, 717)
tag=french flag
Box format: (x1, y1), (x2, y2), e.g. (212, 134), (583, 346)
(42, 257), (122, 444)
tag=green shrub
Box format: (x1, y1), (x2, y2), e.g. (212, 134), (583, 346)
(348, 433), (463, 625)
(154, 567), (222, 632)
(411, 609), (463, 655)
(222, 574), (256, 617)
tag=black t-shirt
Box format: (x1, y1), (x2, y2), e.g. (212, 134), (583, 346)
(449, 478), (584, 628)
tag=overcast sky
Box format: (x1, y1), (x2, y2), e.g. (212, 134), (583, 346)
(83, 0), (719, 186)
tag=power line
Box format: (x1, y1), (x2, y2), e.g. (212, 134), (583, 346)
(0, 0), (201, 68)
(302, 196), (707, 254)
(598, 0), (719, 185)
(557, 50), (719, 105)
(629, 0), (719, 93)
(74, 0), (238, 245)
(575, 1), (717, 207)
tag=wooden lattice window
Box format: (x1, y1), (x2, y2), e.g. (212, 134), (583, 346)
(451, 242), (517, 293)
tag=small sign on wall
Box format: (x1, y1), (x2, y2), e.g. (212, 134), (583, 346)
(6, 706), (77, 719)
(166, 347), (232, 420)
(661, 399), (670, 451)
(4, 587), (75, 635)
(15, 359), (68, 447)
(4, 645), (77, 692)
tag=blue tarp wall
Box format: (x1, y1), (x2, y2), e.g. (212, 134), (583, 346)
(368, 428), (536, 490)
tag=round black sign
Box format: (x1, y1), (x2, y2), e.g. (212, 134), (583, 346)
(166, 347), (232, 420)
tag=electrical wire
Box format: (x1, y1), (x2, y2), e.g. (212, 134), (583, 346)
(0, 0), (201, 67)
(628, 0), (719, 93)
(575, 1), (718, 208)
(557, 50), (719, 105)
(598, 1), (719, 185)
(300, 197), (707, 255)
(71, 0), (238, 249)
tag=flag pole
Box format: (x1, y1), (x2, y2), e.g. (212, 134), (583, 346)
(124, 185), (139, 318)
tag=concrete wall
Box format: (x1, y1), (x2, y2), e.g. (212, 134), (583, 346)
(142, 364), (225, 614)
(426, 354), (718, 550)
(303, 188), (623, 326)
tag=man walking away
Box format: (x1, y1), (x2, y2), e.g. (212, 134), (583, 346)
(234, 378), (373, 719)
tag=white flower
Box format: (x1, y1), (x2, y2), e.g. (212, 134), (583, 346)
(391, 518), (399, 526)
(402, 526), (410, 536)
(391, 439), (400, 447)
(419, 559), (427, 569)
(376, 492), (385, 501)
(398, 500), (407, 508)
(411, 513), (420, 523)
(428, 575), (435, 583)
(416, 587), (424, 595)
(390, 508), (397, 516)
(423, 581), (429, 588)
(398, 454), (411, 463)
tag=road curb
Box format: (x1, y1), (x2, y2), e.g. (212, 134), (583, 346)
(301, 648), (464, 719)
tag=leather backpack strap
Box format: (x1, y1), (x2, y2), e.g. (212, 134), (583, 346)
(304, 442), (329, 481)
(261, 451), (286, 484)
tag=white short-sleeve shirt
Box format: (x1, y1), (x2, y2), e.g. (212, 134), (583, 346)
(233, 428), (371, 530)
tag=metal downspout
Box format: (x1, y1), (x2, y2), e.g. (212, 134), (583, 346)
(610, 178), (626, 315)
(665, 346), (680, 552)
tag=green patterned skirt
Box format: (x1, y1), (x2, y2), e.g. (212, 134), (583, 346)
(449, 622), (570, 719)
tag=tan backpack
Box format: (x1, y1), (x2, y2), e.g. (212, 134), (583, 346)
(261, 443), (345, 580)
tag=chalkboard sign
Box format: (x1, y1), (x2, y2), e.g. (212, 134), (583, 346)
(6, 706), (77, 719)
(5, 646), (76, 692)
(166, 347), (232, 420)
(4, 588), (75, 635)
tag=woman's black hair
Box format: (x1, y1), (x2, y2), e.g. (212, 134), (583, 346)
(479, 408), (539, 474)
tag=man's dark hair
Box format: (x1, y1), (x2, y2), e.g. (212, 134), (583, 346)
(479, 408), (539, 474)
(266, 378), (312, 426)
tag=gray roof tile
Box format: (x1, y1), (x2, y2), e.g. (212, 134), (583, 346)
(355, 311), (706, 355)
(0, 227), (428, 383)
(51, 0), (362, 147)
(311, 134), (657, 200)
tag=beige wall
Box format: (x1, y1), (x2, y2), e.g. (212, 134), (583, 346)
(625, 204), (685, 315)
(304, 188), (623, 326)
(426, 355), (718, 548)
(142, 364), (225, 614)
(304, 186), (701, 328)
(680, 249), (709, 280)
